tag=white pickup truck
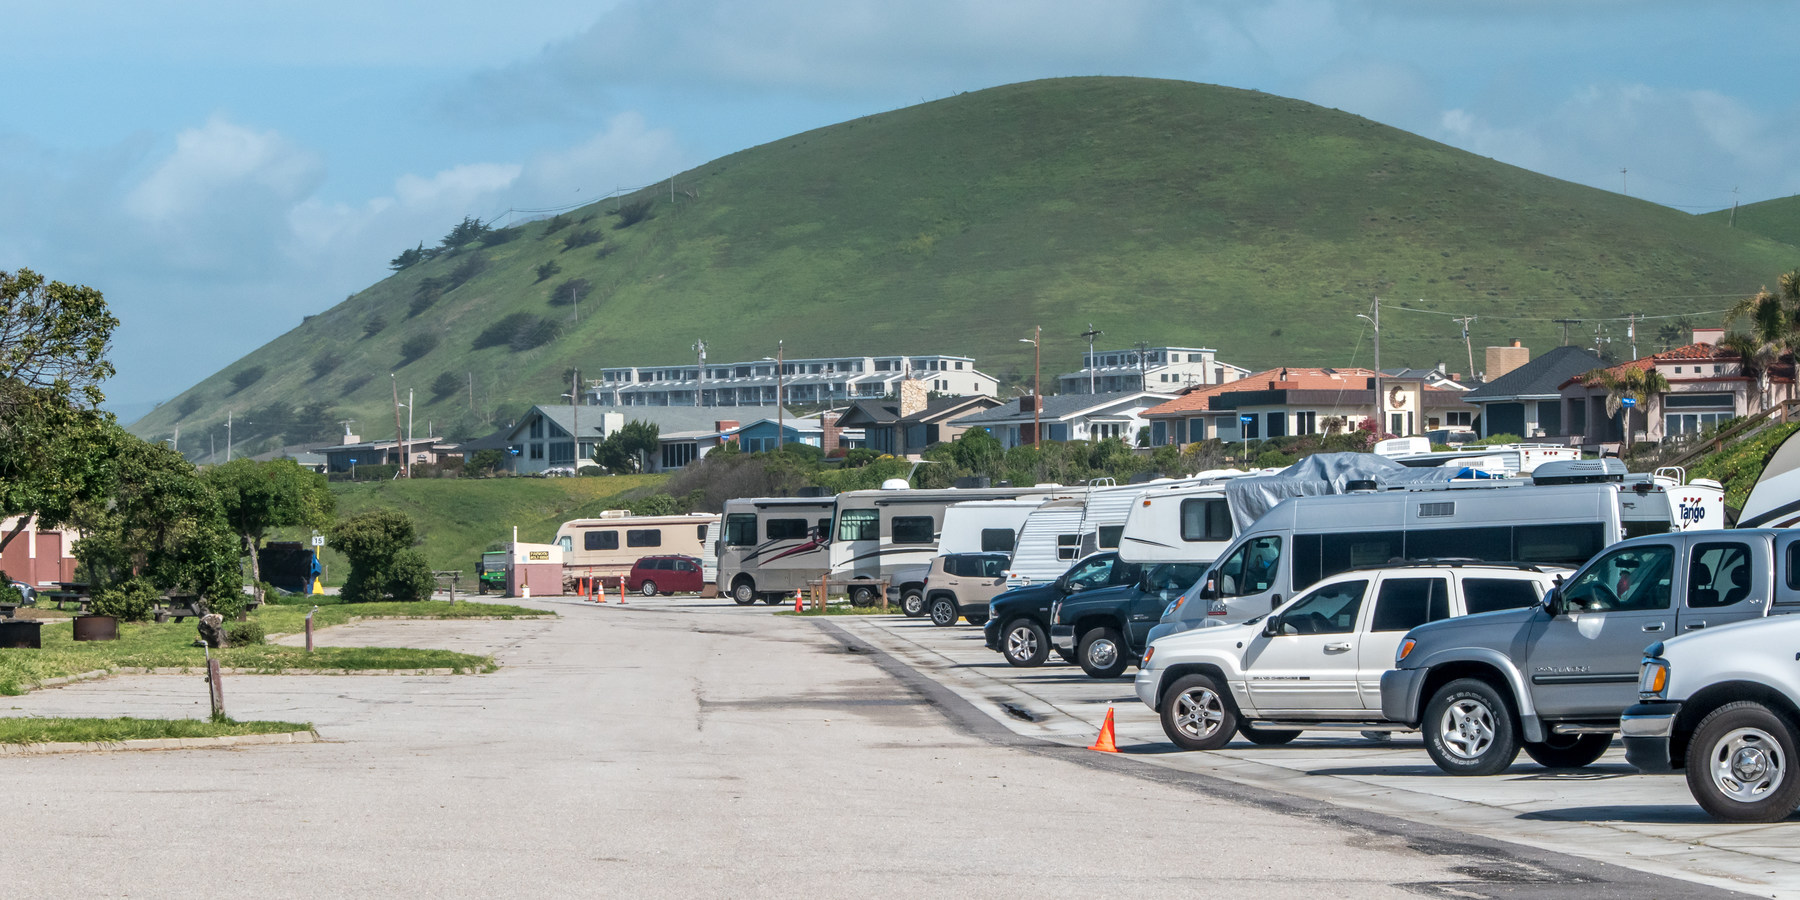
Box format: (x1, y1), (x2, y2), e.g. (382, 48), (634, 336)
(1135, 562), (1561, 750)
(1622, 615), (1800, 822)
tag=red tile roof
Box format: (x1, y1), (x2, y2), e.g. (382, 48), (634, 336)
(1143, 367), (1386, 417)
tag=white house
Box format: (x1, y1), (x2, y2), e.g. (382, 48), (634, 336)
(948, 391), (1177, 449)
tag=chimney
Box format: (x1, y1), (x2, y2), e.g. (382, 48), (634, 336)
(1692, 327), (1724, 346)
(341, 432), (361, 445)
(714, 420), (739, 433)
(1019, 395), (1038, 413)
(1485, 341), (1530, 381)
(899, 377), (928, 418)
(820, 411), (843, 456)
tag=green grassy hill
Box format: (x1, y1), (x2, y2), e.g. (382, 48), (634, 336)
(277, 475), (667, 582)
(133, 76), (1800, 455)
(1699, 195), (1800, 249)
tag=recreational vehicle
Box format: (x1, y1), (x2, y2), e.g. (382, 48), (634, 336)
(553, 511), (718, 587)
(1374, 436), (1581, 476)
(888, 497), (1055, 617)
(827, 482), (1061, 601)
(1007, 473), (1252, 586)
(716, 496), (837, 604)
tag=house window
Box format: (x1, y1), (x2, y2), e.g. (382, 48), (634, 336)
(1446, 411), (1472, 427)
(529, 443), (545, 460)
(661, 442), (697, 469)
(529, 418), (544, 439)
(1295, 411), (1317, 435)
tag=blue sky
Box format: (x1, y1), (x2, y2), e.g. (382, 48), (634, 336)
(5, 0), (1798, 421)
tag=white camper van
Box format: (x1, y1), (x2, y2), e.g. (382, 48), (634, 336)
(828, 482), (1056, 601)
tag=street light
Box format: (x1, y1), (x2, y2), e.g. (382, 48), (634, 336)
(1240, 414), (1254, 462)
(1020, 326), (1041, 445)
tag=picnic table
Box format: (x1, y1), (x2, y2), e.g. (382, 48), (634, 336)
(154, 592), (205, 623)
(43, 590), (90, 613)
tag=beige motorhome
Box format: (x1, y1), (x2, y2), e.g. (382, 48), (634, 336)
(553, 511), (719, 589)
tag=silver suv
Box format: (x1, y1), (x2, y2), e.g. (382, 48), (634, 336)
(924, 553), (1011, 627)
(1382, 530), (1796, 776)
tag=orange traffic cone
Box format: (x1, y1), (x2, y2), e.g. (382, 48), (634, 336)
(794, 589), (804, 613)
(597, 581), (607, 604)
(1088, 704), (1119, 753)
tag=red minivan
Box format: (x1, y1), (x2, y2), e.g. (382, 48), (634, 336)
(626, 555), (704, 596)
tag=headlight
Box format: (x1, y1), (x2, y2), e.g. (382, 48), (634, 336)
(1638, 659), (1670, 698)
(988, 602), (998, 618)
(1162, 597), (1185, 619)
(1395, 638), (1416, 666)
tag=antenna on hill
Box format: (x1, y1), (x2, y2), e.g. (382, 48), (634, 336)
(1729, 186), (1740, 228)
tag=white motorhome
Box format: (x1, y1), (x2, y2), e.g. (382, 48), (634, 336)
(716, 496), (837, 605)
(1116, 482), (1236, 565)
(1009, 472), (1254, 585)
(553, 511), (718, 586)
(936, 498), (1052, 555)
(828, 482), (1059, 601)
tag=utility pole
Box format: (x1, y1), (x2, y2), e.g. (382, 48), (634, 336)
(1729, 186), (1740, 228)
(570, 283), (579, 326)
(468, 373), (474, 412)
(390, 374), (408, 478)
(1081, 324), (1103, 394)
(1134, 341), (1151, 392)
(1019, 327), (1042, 445)
(1621, 167), (1628, 196)
(406, 389), (414, 472)
(571, 368), (581, 469)
(1627, 313), (1640, 360)
(1554, 319), (1580, 346)
(776, 340), (784, 451)
(1453, 315), (1477, 381)
(1357, 299), (1382, 433)
(693, 339), (707, 407)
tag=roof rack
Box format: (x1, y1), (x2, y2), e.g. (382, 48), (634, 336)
(1345, 557), (1570, 573)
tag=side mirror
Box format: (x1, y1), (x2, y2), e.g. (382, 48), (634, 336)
(1067, 582), (1086, 593)
(1262, 615), (1282, 637)
(1198, 578), (1218, 601)
(1541, 587), (1562, 616)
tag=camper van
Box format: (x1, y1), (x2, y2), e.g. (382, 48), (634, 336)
(553, 511), (718, 587)
(887, 497), (1055, 617)
(716, 496), (837, 605)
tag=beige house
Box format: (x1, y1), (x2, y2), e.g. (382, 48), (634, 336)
(1558, 335), (1793, 445)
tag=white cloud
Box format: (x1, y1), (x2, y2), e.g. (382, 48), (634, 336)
(521, 113), (682, 197)
(125, 116), (321, 224)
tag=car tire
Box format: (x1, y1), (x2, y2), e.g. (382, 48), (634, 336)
(1422, 678), (1520, 776)
(731, 580), (757, 606)
(849, 584), (877, 606)
(1053, 647), (1077, 665)
(901, 588), (926, 618)
(639, 580), (658, 598)
(1523, 733), (1611, 769)
(1160, 673), (1238, 751)
(1077, 626), (1130, 679)
(1684, 701), (1800, 823)
(1238, 724), (1302, 746)
(928, 596), (959, 627)
(1000, 618), (1049, 667)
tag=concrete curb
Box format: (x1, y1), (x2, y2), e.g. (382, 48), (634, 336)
(0, 729), (321, 756)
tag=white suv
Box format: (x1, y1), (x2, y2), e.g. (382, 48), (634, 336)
(1136, 562), (1563, 750)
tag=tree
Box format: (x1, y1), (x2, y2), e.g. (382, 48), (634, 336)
(389, 242), (429, 271)
(204, 458), (335, 605)
(71, 426), (244, 615)
(468, 448), (508, 475)
(400, 333), (439, 365)
(1585, 365), (1671, 442)
(439, 216), (492, 251)
(430, 371), (463, 400)
(1723, 271), (1800, 410)
(0, 269), (122, 552)
(596, 420), (660, 473)
(328, 509), (435, 603)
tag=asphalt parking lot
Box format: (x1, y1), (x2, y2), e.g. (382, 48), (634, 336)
(828, 607), (1800, 898)
(0, 596), (1786, 898)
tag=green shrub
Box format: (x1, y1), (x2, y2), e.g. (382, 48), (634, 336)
(0, 575), (21, 607)
(309, 353), (341, 382)
(329, 509), (436, 603)
(90, 578), (160, 623)
(400, 333), (439, 365)
(449, 252), (488, 288)
(562, 228), (602, 251)
(534, 260), (561, 283)
(614, 198), (655, 229)
(363, 315), (387, 338)
(230, 366), (265, 395)
(430, 371), (463, 399)
(177, 394), (205, 418)
(226, 621), (266, 646)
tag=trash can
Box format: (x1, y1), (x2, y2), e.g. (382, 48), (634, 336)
(0, 619), (43, 649)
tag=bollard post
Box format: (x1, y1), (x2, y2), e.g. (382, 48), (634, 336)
(305, 605), (317, 653)
(203, 645), (225, 720)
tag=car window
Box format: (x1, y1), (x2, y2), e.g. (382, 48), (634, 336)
(1277, 579), (1367, 635)
(892, 516), (935, 544)
(1146, 563), (1204, 593)
(1370, 577), (1451, 632)
(1564, 544), (1674, 612)
(1462, 577), (1542, 614)
(1688, 542), (1752, 609)
(979, 555), (1009, 578)
(837, 509), (878, 541)
(1064, 556), (1115, 590)
(1215, 537), (1281, 597)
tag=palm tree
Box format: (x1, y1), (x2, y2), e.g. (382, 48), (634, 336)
(1722, 271), (1800, 410)
(1586, 365), (1671, 445)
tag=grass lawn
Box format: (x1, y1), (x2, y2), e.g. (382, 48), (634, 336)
(0, 716), (313, 745)
(0, 600), (541, 695)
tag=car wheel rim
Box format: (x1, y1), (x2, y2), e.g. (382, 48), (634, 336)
(1710, 727), (1786, 802)
(1438, 698), (1496, 760)
(1173, 687), (1225, 740)
(904, 595), (922, 615)
(1087, 638), (1118, 670)
(932, 603), (954, 625)
(734, 585), (752, 602)
(641, 582), (655, 597)
(1006, 626), (1038, 660)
